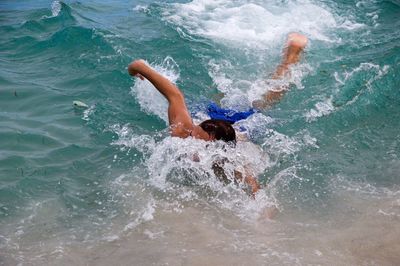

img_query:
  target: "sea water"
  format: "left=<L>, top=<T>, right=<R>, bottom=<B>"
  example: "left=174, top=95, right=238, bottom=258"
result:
left=0, top=0, right=399, bottom=265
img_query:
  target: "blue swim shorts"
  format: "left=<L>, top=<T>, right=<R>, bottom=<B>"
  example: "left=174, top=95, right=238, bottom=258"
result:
left=206, top=102, right=257, bottom=124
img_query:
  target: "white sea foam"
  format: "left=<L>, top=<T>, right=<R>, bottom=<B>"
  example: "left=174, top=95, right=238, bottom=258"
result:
left=51, top=1, right=62, bottom=17
left=305, top=97, right=335, bottom=122
left=207, top=59, right=252, bottom=109
left=131, top=57, right=180, bottom=123
left=82, top=104, right=95, bottom=121
left=366, top=11, right=380, bottom=27
left=41, top=1, right=62, bottom=19
left=302, top=131, right=319, bottom=148
left=110, top=123, right=156, bottom=155
left=163, top=0, right=343, bottom=47
left=207, top=59, right=235, bottom=94
left=132, top=5, right=148, bottom=12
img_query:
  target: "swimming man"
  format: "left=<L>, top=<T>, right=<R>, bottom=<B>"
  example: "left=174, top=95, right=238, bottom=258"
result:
left=128, top=33, right=308, bottom=196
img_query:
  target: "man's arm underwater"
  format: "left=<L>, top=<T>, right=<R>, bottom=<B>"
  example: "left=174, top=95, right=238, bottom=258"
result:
left=234, top=170, right=260, bottom=197
left=212, top=159, right=260, bottom=197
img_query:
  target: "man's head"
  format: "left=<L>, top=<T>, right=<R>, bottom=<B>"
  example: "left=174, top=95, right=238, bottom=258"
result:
left=199, top=119, right=236, bottom=143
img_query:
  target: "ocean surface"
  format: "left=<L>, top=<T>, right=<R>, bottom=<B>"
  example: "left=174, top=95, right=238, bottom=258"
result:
left=1, top=0, right=399, bottom=265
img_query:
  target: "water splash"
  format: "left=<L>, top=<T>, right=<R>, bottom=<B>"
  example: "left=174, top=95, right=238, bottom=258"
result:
left=163, top=0, right=349, bottom=47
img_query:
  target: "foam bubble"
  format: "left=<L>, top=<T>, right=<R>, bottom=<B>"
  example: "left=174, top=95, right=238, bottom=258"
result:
left=41, top=0, right=62, bottom=19
left=305, top=97, right=335, bottom=122
left=132, top=5, right=148, bottom=12
left=82, top=104, right=95, bottom=121
left=51, top=1, right=62, bottom=17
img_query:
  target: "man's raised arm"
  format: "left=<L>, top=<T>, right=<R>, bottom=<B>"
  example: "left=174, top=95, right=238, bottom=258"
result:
left=128, top=59, right=194, bottom=137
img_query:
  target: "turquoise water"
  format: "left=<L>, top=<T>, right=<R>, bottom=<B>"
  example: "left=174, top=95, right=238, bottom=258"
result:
left=1, top=0, right=400, bottom=265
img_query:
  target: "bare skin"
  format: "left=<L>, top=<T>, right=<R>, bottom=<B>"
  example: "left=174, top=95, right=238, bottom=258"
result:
left=128, top=33, right=308, bottom=197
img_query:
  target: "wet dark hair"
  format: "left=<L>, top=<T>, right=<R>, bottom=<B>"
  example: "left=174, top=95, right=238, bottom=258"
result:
left=199, top=119, right=236, bottom=143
